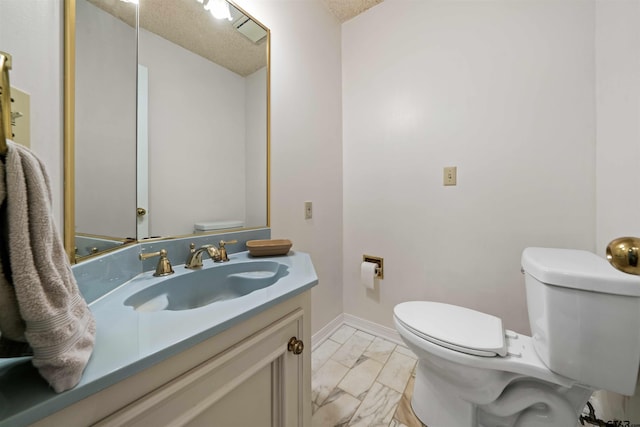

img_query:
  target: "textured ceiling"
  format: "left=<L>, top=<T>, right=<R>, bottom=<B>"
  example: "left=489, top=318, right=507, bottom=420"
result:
left=321, top=0, right=384, bottom=23
left=84, top=0, right=385, bottom=75
left=86, top=0, right=267, bottom=77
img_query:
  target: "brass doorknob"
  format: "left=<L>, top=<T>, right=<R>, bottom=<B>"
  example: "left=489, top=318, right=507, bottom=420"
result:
left=137, top=207, right=147, bottom=217
left=607, top=237, right=640, bottom=275
left=287, top=337, right=304, bottom=355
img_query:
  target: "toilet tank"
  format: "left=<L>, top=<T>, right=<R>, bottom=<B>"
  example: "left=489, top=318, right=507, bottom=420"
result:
left=521, top=247, right=640, bottom=395
left=193, top=220, right=244, bottom=234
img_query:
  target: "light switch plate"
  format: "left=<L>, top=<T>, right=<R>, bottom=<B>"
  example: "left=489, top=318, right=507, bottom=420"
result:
left=304, top=201, right=312, bottom=219
left=444, top=166, right=457, bottom=186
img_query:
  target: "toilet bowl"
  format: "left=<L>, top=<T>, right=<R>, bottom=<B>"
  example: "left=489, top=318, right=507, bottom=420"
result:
left=394, top=247, right=640, bottom=427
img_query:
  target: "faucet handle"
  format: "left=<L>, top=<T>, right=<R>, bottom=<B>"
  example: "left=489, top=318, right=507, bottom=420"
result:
left=216, top=240, right=238, bottom=262
left=140, top=249, right=175, bottom=277
left=219, top=239, right=238, bottom=248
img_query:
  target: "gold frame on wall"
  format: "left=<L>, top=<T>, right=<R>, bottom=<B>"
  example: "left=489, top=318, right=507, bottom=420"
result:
left=62, top=0, right=271, bottom=263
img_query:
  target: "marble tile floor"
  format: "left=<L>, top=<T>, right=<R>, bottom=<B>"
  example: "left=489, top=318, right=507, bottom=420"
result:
left=311, top=325, right=426, bottom=427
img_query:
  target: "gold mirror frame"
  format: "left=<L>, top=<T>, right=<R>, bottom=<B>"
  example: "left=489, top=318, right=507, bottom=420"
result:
left=64, top=0, right=75, bottom=261
left=63, top=0, right=271, bottom=263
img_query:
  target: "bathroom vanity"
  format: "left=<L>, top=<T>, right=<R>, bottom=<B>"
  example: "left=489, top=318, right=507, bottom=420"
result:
left=36, top=292, right=311, bottom=427
left=0, top=234, right=317, bottom=427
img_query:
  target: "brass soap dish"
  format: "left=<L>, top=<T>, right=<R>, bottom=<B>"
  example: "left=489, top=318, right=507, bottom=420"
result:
left=606, top=237, right=640, bottom=275
left=247, top=239, right=292, bottom=257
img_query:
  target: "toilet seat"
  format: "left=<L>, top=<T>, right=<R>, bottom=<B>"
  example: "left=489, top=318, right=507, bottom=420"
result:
left=394, top=315, right=576, bottom=388
left=394, top=301, right=507, bottom=357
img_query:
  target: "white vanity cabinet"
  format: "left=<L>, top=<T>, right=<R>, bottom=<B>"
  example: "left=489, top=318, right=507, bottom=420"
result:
left=32, top=291, right=312, bottom=427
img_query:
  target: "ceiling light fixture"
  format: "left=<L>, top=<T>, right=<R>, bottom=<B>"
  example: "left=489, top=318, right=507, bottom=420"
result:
left=203, top=0, right=232, bottom=21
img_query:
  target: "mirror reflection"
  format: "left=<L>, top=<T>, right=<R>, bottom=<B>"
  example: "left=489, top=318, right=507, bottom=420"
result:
left=74, top=0, right=269, bottom=260
left=75, top=0, right=137, bottom=258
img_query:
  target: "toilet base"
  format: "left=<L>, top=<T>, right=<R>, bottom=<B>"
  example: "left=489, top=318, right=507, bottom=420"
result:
left=411, top=364, right=476, bottom=426
left=411, top=360, right=593, bottom=427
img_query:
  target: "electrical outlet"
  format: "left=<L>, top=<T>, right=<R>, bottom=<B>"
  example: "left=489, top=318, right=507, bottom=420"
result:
left=443, top=166, right=457, bottom=186
left=304, top=201, right=312, bottom=219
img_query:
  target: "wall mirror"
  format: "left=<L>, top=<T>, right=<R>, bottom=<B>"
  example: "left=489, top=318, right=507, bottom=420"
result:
left=68, top=0, right=270, bottom=262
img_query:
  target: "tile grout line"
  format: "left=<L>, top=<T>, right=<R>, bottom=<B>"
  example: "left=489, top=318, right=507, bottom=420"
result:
left=313, top=327, right=418, bottom=426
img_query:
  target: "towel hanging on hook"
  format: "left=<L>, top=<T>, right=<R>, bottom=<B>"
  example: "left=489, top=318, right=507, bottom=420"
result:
left=0, top=51, right=13, bottom=157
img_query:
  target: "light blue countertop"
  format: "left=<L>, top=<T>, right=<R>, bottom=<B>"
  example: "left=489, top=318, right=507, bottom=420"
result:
left=0, top=250, right=318, bottom=427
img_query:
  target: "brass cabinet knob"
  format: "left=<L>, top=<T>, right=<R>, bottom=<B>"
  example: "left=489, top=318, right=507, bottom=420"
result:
left=287, top=337, right=304, bottom=355
left=137, top=207, right=147, bottom=217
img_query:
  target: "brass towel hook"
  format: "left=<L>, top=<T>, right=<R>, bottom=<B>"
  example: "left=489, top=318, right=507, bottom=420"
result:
left=606, top=237, right=640, bottom=275
left=0, top=51, right=13, bottom=156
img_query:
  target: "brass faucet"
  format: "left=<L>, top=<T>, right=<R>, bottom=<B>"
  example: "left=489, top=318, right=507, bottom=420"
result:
left=139, top=249, right=175, bottom=277
left=185, top=240, right=238, bottom=269
left=185, top=244, right=219, bottom=269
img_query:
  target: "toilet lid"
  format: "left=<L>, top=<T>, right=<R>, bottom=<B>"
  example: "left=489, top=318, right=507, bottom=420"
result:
left=394, top=301, right=507, bottom=357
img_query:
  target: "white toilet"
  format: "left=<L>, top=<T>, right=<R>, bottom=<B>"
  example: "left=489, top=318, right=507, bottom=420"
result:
left=394, top=247, right=640, bottom=427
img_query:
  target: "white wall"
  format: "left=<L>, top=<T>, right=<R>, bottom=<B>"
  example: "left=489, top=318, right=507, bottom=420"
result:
left=140, top=30, right=247, bottom=236
left=245, top=66, right=268, bottom=228
left=0, top=0, right=63, bottom=229
left=234, top=0, right=344, bottom=335
left=594, top=0, right=640, bottom=421
left=342, top=0, right=597, bottom=334
left=595, top=0, right=640, bottom=254
left=75, top=0, right=137, bottom=238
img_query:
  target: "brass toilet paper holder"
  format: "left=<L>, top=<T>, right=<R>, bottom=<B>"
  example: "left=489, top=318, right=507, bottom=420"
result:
left=363, top=255, right=384, bottom=279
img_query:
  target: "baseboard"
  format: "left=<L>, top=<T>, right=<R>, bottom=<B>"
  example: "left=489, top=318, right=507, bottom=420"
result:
left=342, top=313, right=404, bottom=346
left=311, top=313, right=404, bottom=350
left=311, top=313, right=344, bottom=350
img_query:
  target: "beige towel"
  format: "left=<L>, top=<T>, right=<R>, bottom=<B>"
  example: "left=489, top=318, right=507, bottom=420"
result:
left=0, top=141, right=96, bottom=392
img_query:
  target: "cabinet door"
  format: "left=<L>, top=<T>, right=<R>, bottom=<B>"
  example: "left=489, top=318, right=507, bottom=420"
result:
left=95, top=309, right=306, bottom=427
